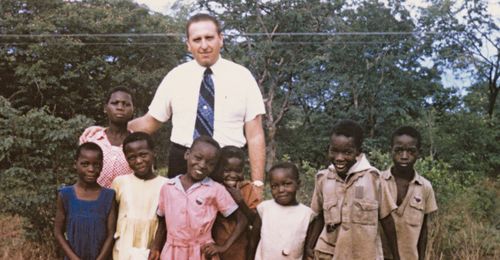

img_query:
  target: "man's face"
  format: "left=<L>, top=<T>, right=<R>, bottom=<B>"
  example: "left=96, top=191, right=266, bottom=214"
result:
left=186, top=20, right=223, bottom=67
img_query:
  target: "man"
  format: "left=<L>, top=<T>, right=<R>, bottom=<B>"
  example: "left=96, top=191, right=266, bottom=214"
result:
left=128, top=14, right=266, bottom=191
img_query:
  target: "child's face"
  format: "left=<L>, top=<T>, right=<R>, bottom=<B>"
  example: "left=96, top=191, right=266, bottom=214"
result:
left=269, top=168, right=299, bottom=206
left=75, top=149, right=102, bottom=184
left=391, top=134, right=419, bottom=171
left=328, top=134, right=360, bottom=176
left=185, top=142, right=219, bottom=182
left=222, top=157, right=244, bottom=188
left=105, top=91, right=134, bottom=124
left=124, top=140, right=154, bottom=179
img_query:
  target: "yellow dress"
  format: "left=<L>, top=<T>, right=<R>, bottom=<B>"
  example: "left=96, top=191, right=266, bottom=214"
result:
left=111, top=174, right=168, bottom=260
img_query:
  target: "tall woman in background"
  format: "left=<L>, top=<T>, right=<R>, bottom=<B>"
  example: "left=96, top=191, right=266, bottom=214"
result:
left=79, top=87, right=134, bottom=188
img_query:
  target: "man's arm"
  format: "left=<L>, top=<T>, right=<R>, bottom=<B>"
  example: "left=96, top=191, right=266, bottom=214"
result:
left=244, top=115, right=265, bottom=183
left=417, top=214, right=429, bottom=260
left=128, top=113, right=163, bottom=134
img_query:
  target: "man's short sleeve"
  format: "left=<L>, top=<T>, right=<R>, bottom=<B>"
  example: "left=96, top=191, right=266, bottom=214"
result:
left=215, top=184, right=239, bottom=217
left=243, top=71, right=265, bottom=122
left=148, top=74, right=173, bottom=122
left=379, top=177, right=397, bottom=219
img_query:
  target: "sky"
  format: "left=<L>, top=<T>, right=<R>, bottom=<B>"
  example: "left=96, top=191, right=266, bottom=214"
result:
left=135, top=0, right=499, bottom=91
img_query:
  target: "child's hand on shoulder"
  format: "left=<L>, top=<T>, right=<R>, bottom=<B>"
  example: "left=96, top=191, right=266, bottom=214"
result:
left=226, top=186, right=244, bottom=204
left=201, top=242, right=224, bottom=258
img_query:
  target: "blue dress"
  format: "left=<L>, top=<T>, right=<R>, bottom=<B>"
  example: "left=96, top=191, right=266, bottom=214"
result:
left=59, top=185, right=115, bottom=260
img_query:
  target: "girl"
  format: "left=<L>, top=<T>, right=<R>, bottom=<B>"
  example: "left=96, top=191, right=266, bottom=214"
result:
left=79, top=87, right=134, bottom=188
left=54, top=142, right=117, bottom=260
left=212, top=146, right=261, bottom=260
left=251, top=162, right=316, bottom=260
left=149, top=136, right=248, bottom=260
left=111, top=132, right=168, bottom=259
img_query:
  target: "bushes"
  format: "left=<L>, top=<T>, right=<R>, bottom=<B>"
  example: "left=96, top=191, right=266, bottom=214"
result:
left=0, top=97, right=92, bottom=243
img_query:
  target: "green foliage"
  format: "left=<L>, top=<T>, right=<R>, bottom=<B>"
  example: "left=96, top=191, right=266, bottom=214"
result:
left=0, top=97, right=93, bottom=241
left=0, top=0, right=185, bottom=121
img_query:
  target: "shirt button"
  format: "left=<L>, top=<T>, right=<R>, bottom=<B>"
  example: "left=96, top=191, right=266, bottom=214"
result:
left=203, top=105, right=208, bottom=109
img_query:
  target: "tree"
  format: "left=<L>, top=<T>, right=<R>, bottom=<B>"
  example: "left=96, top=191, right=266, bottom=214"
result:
left=0, top=0, right=185, bottom=121
left=419, top=0, right=500, bottom=118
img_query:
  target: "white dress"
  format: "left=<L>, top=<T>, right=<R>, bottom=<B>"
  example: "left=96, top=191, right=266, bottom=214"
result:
left=255, top=200, right=316, bottom=260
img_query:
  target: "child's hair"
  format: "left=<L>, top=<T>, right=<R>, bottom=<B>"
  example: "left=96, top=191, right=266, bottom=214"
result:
left=191, top=135, right=221, bottom=150
left=331, top=119, right=364, bottom=150
left=268, top=162, right=300, bottom=182
left=220, top=145, right=245, bottom=163
left=105, top=86, right=134, bottom=104
left=75, top=142, right=103, bottom=161
left=391, top=126, right=422, bottom=149
left=122, top=132, right=155, bottom=153
left=213, top=146, right=245, bottom=183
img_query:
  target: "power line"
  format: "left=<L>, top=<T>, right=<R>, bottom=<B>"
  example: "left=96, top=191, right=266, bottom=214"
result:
left=0, top=31, right=437, bottom=38
left=0, top=41, right=403, bottom=46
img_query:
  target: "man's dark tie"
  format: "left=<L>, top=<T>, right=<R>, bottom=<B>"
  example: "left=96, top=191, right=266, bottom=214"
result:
left=193, top=68, right=215, bottom=138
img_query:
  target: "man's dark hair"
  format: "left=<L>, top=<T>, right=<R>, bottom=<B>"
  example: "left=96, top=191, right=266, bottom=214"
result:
left=186, top=13, right=221, bottom=38
left=268, top=162, right=300, bottom=182
left=105, top=86, right=134, bottom=104
left=391, top=126, right=422, bottom=149
left=122, top=132, right=155, bottom=153
left=331, top=119, right=364, bottom=150
left=75, top=142, right=103, bottom=161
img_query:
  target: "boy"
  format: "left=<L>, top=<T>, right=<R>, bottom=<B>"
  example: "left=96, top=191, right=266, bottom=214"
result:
left=306, top=120, right=399, bottom=260
left=381, top=126, right=438, bottom=260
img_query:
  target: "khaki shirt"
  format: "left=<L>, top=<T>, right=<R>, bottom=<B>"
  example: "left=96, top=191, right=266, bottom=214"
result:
left=380, top=169, right=438, bottom=260
left=311, top=154, right=397, bottom=260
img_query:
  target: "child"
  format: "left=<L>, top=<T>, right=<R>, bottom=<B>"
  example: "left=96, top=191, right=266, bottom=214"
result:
left=54, top=142, right=117, bottom=260
left=381, top=126, right=438, bottom=260
left=251, top=162, right=316, bottom=260
left=111, top=132, right=168, bottom=259
left=79, top=87, right=135, bottom=188
left=149, top=136, right=247, bottom=260
left=306, top=120, right=399, bottom=260
left=212, top=146, right=261, bottom=260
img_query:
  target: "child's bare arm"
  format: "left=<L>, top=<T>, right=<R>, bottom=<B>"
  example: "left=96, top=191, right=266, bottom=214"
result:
left=96, top=194, right=117, bottom=260
left=148, top=216, right=166, bottom=260
left=417, top=214, right=429, bottom=260
left=304, top=212, right=324, bottom=259
left=380, top=214, right=400, bottom=260
left=203, top=208, right=249, bottom=257
left=54, top=193, right=80, bottom=260
left=247, top=214, right=261, bottom=260
left=227, top=186, right=257, bottom=222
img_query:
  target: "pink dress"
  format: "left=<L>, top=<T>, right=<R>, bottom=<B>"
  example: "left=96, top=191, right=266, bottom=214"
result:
left=157, top=176, right=238, bottom=260
left=79, top=128, right=133, bottom=188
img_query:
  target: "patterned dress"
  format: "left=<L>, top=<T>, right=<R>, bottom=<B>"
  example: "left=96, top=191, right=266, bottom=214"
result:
left=59, top=185, right=115, bottom=260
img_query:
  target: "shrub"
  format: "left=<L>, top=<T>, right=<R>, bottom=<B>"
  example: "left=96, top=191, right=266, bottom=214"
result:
left=0, top=97, right=92, bottom=243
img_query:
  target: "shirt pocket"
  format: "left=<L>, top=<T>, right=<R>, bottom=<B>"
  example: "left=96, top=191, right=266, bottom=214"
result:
left=323, top=199, right=341, bottom=225
left=352, top=199, right=379, bottom=225
left=406, top=199, right=425, bottom=226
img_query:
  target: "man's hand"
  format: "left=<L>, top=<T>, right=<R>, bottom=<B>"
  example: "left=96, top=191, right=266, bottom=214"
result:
left=79, top=126, right=104, bottom=143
